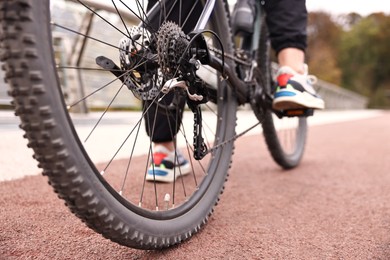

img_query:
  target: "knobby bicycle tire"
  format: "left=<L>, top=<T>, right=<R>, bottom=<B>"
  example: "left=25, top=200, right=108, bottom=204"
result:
left=0, top=0, right=237, bottom=249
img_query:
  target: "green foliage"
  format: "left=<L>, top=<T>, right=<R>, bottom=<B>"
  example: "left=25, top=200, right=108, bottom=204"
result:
left=307, top=12, right=390, bottom=108
left=307, top=12, right=343, bottom=84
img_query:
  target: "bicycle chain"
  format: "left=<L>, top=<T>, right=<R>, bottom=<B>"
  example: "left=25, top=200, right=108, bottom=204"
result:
left=208, top=46, right=252, bottom=67
left=198, top=47, right=254, bottom=155
left=207, top=121, right=261, bottom=155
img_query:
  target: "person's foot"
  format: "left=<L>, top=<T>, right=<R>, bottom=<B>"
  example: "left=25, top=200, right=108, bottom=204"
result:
left=146, top=146, right=191, bottom=183
left=272, top=65, right=325, bottom=110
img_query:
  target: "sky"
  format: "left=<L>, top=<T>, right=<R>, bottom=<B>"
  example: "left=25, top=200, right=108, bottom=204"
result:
left=306, top=0, right=390, bottom=16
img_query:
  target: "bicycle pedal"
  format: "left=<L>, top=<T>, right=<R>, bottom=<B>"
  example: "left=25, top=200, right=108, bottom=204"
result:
left=283, top=108, right=314, bottom=118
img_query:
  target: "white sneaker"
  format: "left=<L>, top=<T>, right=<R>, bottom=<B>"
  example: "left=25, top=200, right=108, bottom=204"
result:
left=146, top=146, right=191, bottom=183
left=272, top=65, right=325, bottom=110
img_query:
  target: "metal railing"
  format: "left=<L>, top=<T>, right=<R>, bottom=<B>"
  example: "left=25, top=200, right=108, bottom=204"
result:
left=314, top=79, right=368, bottom=109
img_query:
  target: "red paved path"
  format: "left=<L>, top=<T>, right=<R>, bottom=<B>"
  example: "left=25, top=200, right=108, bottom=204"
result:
left=1, top=113, right=390, bottom=259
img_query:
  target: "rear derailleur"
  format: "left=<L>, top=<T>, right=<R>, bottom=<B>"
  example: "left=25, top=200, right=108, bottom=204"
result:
left=95, top=22, right=212, bottom=160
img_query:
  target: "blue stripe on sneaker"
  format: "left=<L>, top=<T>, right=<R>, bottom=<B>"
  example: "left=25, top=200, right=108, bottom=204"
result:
left=148, top=169, right=169, bottom=177
left=274, top=91, right=296, bottom=98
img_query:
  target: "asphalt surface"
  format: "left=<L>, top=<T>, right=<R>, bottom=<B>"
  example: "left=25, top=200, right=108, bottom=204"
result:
left=1, top=111, right=390, bottom=259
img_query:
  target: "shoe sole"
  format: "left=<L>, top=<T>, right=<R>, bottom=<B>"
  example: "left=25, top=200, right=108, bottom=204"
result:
left=273, top=91, right=325, bottom=110
left=146, top=163, right=192, bottom=183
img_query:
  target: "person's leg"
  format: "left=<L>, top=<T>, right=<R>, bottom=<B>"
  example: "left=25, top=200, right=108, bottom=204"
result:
left=263, top=0, right=307, bottom=74
left=143, top=92, right=185, bottom=152
left=144, top=0, right=202, bottom=153
left=263, top=0, right=308, bottom=57
left=143, top=1, right=204, bottom=182
left=277, top=47, right=305, bottom=75
left=143, top=94, right=191, bottom=183
left=263, top=0, right=324, bottom=110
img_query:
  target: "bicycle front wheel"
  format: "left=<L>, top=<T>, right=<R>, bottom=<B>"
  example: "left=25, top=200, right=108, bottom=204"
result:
left=252, top=12, right=307, bottom=169
left=0, top=0, right=237, bottom=249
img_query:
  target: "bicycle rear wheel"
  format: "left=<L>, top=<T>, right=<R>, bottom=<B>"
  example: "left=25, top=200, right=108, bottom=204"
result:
left=252, top=12, right=307, bottom=169
left=0, top=0, right=237, bottom=249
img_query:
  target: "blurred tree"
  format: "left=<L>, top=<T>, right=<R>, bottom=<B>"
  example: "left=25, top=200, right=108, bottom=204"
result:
left=339, top=13, right=390, bottom=108
left=306, top=12, right=342, bottom=85
left=307, top=11, right=390, bottom=108
left=337, top=12, right=363, bottom=30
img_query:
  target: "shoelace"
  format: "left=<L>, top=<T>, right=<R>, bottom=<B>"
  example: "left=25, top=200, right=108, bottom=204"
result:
left=302, top=63, right=318, bottom=85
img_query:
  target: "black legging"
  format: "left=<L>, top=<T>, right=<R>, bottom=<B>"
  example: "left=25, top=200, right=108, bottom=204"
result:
left=263, top=0, right=308, bottom=54
left=144, top=0, right=307, bottom=142
left=143, top=0, right=202, bottom=143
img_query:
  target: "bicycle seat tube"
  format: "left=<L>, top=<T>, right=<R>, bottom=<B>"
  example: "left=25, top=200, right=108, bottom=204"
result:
left=194, top=0, right=216, bottom=31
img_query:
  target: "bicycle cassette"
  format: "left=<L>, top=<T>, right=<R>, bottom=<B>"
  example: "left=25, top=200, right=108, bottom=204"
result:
left=157, top=21, right=190, bottom=78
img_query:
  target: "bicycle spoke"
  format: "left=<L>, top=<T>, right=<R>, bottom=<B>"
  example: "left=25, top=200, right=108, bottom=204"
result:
left=142, top=109, right=160, bottom=210
left=57, top=66, right=122, bottom=72
left=118, top=0, right=158, bottom=34
left=119, top=119, right=143, bottom=196
left=182, top=0, right=200, bottom=29
left=51, top=0, right=237, bottom=213
left=66, top=70, right=129, bottom=109
left=77, top=0, right=130, bottom=38
left=64, top=56, right=154, bottom=109
left=99, top=92, right=163, bottom=174
left=110, top=0, right=132, bottom=37
left=51, top=22, right=156, bottom=62
left=83, top=84, right=125, bottom=143
left=52, top=22, right=124, bottom=51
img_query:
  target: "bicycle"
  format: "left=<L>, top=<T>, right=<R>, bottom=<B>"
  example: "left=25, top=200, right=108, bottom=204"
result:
left=0, top=0, right=311, bottom=249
